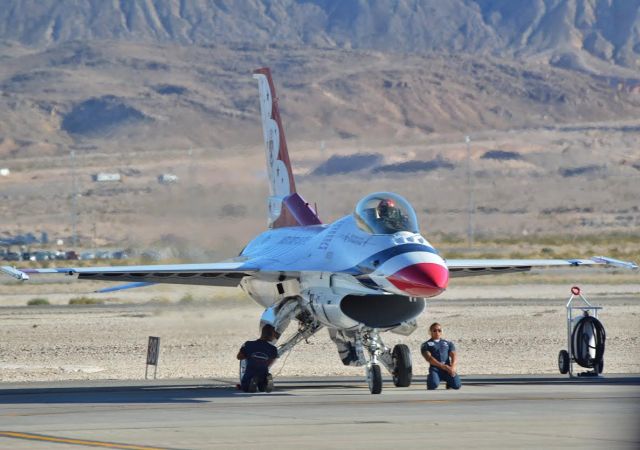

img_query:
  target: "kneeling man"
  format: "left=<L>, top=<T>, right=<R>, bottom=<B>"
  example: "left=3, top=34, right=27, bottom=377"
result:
left=237, top=324, right=278, bottom=393
left=421, top=322, right=461, bottom=390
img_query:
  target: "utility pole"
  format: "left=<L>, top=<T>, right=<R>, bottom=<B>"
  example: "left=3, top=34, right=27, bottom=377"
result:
left=92, top=222, right=97, bottom=252
left=466, top=135, right=475, bottom=248
left=188, top=147, right=195, bottom=183
left=319, top=140, right=326, bottom=219
left=70, top=150, right=78, bottom=246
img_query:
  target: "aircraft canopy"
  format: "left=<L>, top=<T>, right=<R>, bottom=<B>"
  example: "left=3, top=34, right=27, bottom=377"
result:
left=354, top=192, right=419, bottom=235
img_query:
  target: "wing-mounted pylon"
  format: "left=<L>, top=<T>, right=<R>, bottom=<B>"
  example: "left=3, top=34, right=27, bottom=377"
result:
left=253, top=67, right=321, bottom=229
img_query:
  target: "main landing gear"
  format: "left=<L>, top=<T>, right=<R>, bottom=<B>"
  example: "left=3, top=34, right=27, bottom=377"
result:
left=391, top=344, right=412, bottom=387
left=359, top=329, right=413, bottom=394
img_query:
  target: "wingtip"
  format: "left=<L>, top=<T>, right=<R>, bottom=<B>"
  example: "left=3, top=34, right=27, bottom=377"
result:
left=1, top=265, right=30, bottom=281
left=591, top=256, right=639, bottom=270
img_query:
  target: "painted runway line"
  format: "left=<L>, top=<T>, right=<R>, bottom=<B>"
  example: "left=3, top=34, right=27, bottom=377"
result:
left=0, top=431, right=179, bottom=450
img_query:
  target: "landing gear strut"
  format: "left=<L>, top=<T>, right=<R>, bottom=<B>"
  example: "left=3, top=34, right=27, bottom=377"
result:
left=357, top=329, right=412, bottom=394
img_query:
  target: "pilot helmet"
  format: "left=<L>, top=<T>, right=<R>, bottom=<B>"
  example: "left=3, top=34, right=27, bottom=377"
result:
left=377, top=199, right=396, bottom=217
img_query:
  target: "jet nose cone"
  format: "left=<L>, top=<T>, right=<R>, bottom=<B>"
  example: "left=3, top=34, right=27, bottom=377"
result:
left=387, top=263, right=449, bottom=297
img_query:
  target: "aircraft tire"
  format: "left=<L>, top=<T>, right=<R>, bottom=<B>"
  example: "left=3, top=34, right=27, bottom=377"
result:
left=367, top=364, right=383, bottom=394
left=392, top=344, right=412, bottom=387
left=558, top=350, right=570, bottom=374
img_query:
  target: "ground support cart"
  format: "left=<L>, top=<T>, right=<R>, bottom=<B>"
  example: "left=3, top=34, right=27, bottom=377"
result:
left=557, top=286, right=605, bottom=378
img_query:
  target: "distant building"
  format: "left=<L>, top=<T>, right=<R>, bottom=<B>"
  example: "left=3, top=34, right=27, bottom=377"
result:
left=0, top=168, right=10, bottom=176
left=158, top=173, right=178, bottom=184
left=93, top=173, right=121, bottom=182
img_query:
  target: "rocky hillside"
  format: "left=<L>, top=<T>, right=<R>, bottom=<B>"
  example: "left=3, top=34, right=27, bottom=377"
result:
left=2, top=40, right=640, bottom=158
left=0, top=1, right=639, bottom=160
left=0, top=0, right=638, bottom=71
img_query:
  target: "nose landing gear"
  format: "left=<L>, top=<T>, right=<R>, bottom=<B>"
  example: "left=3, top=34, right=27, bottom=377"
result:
left=358, top=329, right=413, bottom=394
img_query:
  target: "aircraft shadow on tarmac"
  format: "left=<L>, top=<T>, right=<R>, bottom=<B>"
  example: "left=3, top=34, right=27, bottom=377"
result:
left=0, top=384, right=282, bottom=404
left=0, top=381, right=362, bottom=404
left=0, top=375, right=638, bottom=405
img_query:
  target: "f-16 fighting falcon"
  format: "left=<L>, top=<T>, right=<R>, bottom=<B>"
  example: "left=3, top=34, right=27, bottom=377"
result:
left=2, top=68, right=637, bottom=394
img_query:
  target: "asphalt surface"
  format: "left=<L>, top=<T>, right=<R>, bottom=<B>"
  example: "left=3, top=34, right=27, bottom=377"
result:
left=1, top=375, right=639, bottom=449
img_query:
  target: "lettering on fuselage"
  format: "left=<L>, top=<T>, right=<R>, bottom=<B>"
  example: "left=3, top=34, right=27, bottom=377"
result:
left=342, top=233, right=368, bottom=246
left=278, top=236, right=311, bottom=245
left=318, top=223, right=340, bottom=251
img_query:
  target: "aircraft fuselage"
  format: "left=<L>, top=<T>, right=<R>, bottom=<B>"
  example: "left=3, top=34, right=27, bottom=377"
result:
left=240, top=213, right=449, bottom=309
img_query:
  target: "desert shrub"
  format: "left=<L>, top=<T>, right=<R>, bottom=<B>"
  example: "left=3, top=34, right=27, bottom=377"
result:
left=312, top=153, right=383, bottom=175
left=374, top=158, right=454, bottom=173
left=27, top=298, right=50, bottom=306
left=150, top=296, right=171, bottom=305
left=481, top=150, right=522, bottom=160
left=69, top=296, right=104, bottom=305
left=179, top=293, right=195, bottom=304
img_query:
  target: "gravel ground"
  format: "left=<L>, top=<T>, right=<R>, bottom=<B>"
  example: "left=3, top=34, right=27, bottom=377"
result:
left=1, top=283, right=638, bottom=383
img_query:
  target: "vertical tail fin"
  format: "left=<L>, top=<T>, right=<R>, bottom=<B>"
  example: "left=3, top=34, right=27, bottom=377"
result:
left=253, top=67, right=321, bottom=229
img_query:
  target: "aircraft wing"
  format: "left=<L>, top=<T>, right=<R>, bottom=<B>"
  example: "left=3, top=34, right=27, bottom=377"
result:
left=1, top=261, right=260, bottom=287
left=445, top=256, right=638, bottom=278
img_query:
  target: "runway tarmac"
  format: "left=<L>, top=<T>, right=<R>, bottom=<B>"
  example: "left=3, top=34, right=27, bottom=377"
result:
left=1, top=375, right=639, bottom=450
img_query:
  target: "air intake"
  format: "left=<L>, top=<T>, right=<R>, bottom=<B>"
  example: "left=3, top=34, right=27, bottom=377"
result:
left=340, top=294, right=425, bottom=328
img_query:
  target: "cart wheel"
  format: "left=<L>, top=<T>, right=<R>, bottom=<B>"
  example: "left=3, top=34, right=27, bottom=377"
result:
left=558, top=350, right=570, bottom=374
left=239, top=359, right=246, bottom=383
left=596, top=358, right=604, bottom=375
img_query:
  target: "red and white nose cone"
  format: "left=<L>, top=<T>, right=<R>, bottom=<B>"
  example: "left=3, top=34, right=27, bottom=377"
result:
left=387, top=263, right=449, bottom=297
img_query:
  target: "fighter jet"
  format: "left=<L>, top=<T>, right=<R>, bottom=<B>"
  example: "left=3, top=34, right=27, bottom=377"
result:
left=2, top=68, right=637, bottom=394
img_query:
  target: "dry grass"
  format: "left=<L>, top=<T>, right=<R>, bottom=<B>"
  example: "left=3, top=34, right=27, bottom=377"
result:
left=437, top=232, right=640, bottom=268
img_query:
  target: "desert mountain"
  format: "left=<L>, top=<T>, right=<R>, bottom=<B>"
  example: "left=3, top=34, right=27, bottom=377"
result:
left=1, top=0, right=639, bottom=70
left=1, top=0, right=639, bottom=156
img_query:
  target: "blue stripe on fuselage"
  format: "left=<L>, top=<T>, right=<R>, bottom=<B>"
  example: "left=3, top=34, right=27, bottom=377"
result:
left=345, top=243, right=438, bottom=275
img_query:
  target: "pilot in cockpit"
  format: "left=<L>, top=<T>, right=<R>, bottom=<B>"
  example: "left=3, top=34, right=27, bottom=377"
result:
left=376, top=199, right=405, bottom=230
left=354, top=192, right=419, bottom=235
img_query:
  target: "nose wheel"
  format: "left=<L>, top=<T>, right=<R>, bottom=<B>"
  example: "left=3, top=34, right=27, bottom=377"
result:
left=367, top=364, right=382, bottom=394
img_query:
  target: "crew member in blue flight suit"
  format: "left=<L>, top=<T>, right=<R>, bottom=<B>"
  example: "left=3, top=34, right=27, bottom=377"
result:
left=237, top=324, right=279, bottom=393
left=420, top=322, right=461, bottom=390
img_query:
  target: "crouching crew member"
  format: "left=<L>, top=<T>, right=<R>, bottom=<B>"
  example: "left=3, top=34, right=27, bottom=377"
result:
left=237, top=324, right=279, bottom=393
left=421, top=322, right=461, bottom=390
